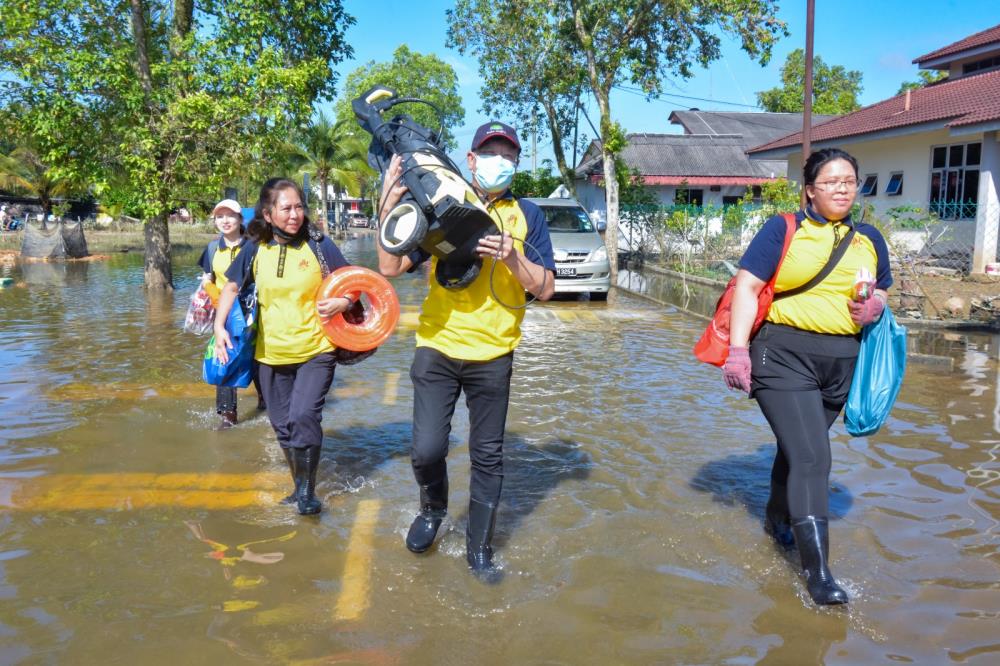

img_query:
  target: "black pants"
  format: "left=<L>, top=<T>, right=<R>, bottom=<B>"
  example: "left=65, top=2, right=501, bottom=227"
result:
left=750, top=323, right=859, bottom=520
left=214, top=365, right=265, bottom=413
left=409, top=346, right=513, bottom=504
left=257, top=352, right=337, bottom=450
left=215, top=386, right=237, bottom=414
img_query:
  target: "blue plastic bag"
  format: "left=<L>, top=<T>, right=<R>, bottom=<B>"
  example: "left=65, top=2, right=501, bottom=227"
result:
left=203, top=291, right=257, bottom=388
left=845, top=308, right=907, bottom=437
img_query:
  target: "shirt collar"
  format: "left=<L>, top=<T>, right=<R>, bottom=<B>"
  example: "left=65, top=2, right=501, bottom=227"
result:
left=804, top=205, right=852, bottom=226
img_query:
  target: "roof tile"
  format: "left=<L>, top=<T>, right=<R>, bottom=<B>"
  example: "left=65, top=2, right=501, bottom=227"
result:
left=913, top=23, right=1000, bottom=64
left=747, top=68, right=1000, bottom=154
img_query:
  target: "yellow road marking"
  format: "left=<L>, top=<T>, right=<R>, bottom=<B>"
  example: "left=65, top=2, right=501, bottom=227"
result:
left=396, top=312, right=421, bottom=330
left=554, top=310, right=578, bottom=323
left=333, top=384, right=373, bottom=399
left=382, top=372, right=399, bottom=405
left=2, top=472, right=290, bottom=510
left=334, top=499, right=380, bottom=622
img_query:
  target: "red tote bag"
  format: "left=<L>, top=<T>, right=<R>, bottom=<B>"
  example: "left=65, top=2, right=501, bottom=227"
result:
left=693, top=214, right=796, bottom=367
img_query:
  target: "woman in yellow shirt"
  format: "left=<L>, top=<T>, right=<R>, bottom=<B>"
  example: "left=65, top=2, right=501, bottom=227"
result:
left=725, top=148, right=892, bottom=605
left=214, top=179, right=353, bottom=515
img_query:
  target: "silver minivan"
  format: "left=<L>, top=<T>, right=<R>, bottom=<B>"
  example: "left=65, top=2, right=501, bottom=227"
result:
left=524, top=197, right=611, bottom=300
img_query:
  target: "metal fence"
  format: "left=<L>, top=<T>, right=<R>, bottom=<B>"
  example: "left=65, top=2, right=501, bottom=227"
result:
left=618, top=200, right=998, bottom=275
left=618, top=200, right=1000, bottom=320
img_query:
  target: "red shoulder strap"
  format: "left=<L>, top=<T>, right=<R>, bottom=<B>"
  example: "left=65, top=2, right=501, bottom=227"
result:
left=768, top=213, right=797, bottom=287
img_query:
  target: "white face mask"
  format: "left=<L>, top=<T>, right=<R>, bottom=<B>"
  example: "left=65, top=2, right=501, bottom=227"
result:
left=473, top=154, right=516, bottom=193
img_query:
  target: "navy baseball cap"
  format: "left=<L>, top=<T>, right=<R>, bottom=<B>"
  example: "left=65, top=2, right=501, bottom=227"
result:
left=471, top=121, right=521, bottom=153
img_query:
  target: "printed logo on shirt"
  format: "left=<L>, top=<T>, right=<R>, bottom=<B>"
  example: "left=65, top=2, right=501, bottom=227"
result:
left=298, top=259, right=310, bottom=271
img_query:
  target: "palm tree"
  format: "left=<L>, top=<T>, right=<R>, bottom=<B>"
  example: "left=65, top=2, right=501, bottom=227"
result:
left=0, top=142, right=78, bottom=218
left=289, top=112, right=374, bottom=231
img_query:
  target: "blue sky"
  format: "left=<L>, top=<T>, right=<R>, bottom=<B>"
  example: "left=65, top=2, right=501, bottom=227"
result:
left=323, top=1, right=998, bottom=169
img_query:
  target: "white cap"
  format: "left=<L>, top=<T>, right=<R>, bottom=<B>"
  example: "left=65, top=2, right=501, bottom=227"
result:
left=212, top=199, right=242, bottom=216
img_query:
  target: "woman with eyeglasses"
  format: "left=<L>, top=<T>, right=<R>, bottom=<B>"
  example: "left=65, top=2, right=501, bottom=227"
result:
left=723, top=148, right=892, bottom=605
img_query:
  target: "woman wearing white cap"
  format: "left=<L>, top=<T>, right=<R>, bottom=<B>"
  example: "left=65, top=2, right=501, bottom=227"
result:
left=198, top=198, right=264, bottom=428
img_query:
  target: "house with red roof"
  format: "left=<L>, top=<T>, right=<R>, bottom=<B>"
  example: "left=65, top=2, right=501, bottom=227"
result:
left=748, top=23, right=1000, bottom=273
left=573, top=111, right=836, bottom=224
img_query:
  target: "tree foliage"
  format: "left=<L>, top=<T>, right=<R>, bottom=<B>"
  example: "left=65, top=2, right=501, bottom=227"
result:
left=565, top=0, right=786, bottom=281
left=447, top=0, right=585, bottom=195
left=897, top=69, right=947, bottom=95
left=0, top=0, right=354, bottom=288
left=334, top=45, right=464, bottom=150
left=288, top=112, right=374, bottom=229
left=756, top=48, right=863, bottom=114
left=510, top=162, right=564, bottom=199
left=0, top=140, right=82, bottom=216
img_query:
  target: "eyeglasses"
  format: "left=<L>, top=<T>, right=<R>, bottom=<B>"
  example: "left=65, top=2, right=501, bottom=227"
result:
left=813, top=179, right=859, bottom=192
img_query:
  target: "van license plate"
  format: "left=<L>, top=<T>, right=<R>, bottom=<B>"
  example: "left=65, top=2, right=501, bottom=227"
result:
left=556, top=267, right=576, bottom=277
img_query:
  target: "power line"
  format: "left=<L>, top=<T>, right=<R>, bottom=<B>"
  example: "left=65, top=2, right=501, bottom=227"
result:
left=613, top=84, right=762, bottom=110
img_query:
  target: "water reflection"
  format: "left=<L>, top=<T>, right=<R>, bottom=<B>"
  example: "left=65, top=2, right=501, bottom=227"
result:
left=0, top=236, right=998, bottom=663
left=690, top=443, right=854, bottom=523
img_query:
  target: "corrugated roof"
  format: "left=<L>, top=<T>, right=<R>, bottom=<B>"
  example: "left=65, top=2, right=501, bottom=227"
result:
left=747, top=68, right=1000, bottom=155
left=913, top=23, right=1000, bottom=64
left=577, top=134, right=785, bottom=180
left=668, top=111, right=838, bottom=147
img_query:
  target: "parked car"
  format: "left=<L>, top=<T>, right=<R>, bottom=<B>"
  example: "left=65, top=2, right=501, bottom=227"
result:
left=348, top=213, right=371, bottom=228
left=523, top=197, right=611, bottom=300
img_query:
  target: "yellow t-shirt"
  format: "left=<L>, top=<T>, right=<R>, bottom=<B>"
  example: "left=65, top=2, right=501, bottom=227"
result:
left=415, top=198, right=530, bottom=361
left=210, top=242, right=241, bottom=293
left=251, top=241, right=334, bottom=365
left=768, top=217, right=883, bottom=334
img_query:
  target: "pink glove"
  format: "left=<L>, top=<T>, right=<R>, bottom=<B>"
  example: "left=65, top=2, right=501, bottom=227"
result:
left=722, top=346, right=752, bottom=393
left=848, top=294, right=885, bottom=326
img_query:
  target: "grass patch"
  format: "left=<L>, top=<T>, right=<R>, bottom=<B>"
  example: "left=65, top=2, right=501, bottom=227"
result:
left=0, top=223, right=216, bottom=254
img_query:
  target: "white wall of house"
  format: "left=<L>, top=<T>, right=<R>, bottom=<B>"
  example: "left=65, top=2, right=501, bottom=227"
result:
left=575, top=181, right=752, bottom=223
left=783, top=128, right=1000, bottom=270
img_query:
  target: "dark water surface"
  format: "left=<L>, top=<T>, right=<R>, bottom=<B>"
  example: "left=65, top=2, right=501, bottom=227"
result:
left=1, top=236, right=998, bottom=664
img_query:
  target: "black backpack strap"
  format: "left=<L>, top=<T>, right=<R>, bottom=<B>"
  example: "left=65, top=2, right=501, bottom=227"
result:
left=774, top=224, right=856, bottom=301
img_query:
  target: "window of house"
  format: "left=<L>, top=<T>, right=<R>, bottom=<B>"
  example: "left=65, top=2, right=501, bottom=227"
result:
left=930, top=141, right=981, bottom=219
left=674, top=188, right=704, bottom=207
left=859, top=174, right=878, bottom=196
left=885, top=172, right=903, bottom=196
left=722, top=196, right=742, bottom=206
left=963, top=55, right=1000, bottom=75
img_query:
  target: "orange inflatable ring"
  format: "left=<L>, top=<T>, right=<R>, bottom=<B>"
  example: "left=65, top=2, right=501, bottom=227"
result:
left=316, top=266, right=400, bottom=351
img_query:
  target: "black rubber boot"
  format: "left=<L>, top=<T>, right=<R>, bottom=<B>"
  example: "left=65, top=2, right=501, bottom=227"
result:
left=280, top=447, right=299, bottom=505
left=406, top=476, right=448, bottom=553
left=292, top=446, right=322, bottom=515
left=792, top=516, right=849, bottom=605
left=466, top=497, right=501, bottom=583
left=764, top=482, right=795, bottom=550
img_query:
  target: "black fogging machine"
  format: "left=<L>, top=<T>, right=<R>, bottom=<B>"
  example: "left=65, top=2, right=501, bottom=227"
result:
left=352, top=86, right=498, bottom=289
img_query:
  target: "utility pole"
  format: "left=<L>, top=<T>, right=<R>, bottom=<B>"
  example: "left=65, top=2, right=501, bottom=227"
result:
left=801, top=0, right=815, bottom=209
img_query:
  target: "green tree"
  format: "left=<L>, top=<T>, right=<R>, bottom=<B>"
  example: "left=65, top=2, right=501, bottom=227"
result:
left=897, top=70, right=948, bottom=94
left=288, top=112, right=374, bottom=231
left=567, top=0, right=785, bottom=282
left=0, top=141, right=81, bottom=218
left=756, top=48, right=863, bottom=114
left=0, top=0, right=354, bottom=289
left=335, top=46, right=465, bottom=150
left=447, top=1, right=585, bottom=195
left=510, top=161, right=564, bottom=198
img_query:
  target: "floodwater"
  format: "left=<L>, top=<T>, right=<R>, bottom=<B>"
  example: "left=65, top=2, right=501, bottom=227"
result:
left=1, top=236, right=998, bottom=664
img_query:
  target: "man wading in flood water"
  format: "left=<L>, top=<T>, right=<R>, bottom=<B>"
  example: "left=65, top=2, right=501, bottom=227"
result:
left=376, top=121, right=555, bottom=581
